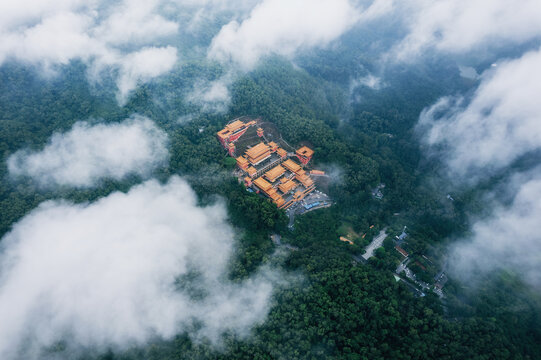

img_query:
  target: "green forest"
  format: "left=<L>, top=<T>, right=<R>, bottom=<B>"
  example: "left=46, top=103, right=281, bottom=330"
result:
left=1, top=53, right=540, bottom=360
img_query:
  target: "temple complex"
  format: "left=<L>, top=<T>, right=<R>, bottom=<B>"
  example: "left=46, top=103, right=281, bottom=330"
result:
left=217, top=117, right=324, bottom=210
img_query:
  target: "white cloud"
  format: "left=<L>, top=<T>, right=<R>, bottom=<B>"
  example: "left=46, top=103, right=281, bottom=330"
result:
left=458, top=65, right=479, bottom=80
left=208, top=0, right=391, bottom=70
left=0, top=0, right=179, bottom=102
left=0, top=11, right=101, bottom=66
left=178, top=0, right=260, bottom=33
left=449, top=173, right=541, bottom=288
left=393, top=0, right=541, bottom=59
left=350, top=74, right=384, bottom=91
left=0, top=0, right=398, bottom=107
left=8, top=116, right=169, bottom=188
left=396, top=1, right=541, bottom=293
left=115, top=46, right=178, bottom=103
left=0, top=0, right=88, bottom=30
left=418, top=48, right=541, bottom=180
left=0, top=176, right=276, bottom=359
left=417, top=48, right=541, bottom=290
left=359, top=0, right=393, bottom=21
left=186, top=74, right=233, bottom=113
left=92, top=0, right=179, bottom=46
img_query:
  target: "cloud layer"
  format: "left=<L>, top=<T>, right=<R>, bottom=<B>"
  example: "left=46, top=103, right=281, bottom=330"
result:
left=0, top=0, right=179, bottom=103
left=417, top=48, right=541, bottom=287
left=3, top=0, right=541, bottom=105
left=449, top=173, right=541, bottom=288
left=208, top=0, right=392, bottom=70
left=393, top=0, right=541, bottom=59
left=8, top=116, right=169, bottom=188
left=0, top=177, right=275, bottom=359
left=418, top=48, right=541, bottom=179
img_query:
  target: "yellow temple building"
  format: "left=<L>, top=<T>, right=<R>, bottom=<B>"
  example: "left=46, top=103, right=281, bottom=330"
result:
left=217, top=119, right=321, bottom=210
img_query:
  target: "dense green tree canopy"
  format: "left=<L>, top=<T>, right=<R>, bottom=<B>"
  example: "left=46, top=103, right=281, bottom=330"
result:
left=0, top=57, right=539, bottom=360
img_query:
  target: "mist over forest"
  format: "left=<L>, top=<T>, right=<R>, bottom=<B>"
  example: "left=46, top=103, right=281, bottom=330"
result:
left=1, top=0, right=541, bottom=359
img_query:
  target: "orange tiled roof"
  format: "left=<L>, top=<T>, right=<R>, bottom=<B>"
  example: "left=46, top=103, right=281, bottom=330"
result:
left=245, top=142, right=270, bottom=159
left=217, top=120, right=244, bottom=139
left=278, top=179, right=297, bottom=193
left=283, top=159, right=301, bottom=173
left=253, top=177, right=272, bottom=192
left=226, top=120, right=244, bottom=131
left=296, top=146, right=314, bottom=157
left=264, top=165, right=285, bottom=182
left=236, top=156, right=249, bottom=167
left=269, top=192, right=284, bottom=206
left=293, top=190, right=305, bottom=200
left=296, top=173, right=314, bottom=187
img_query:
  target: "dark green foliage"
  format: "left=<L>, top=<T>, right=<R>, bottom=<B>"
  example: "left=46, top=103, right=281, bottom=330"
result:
left=109, top=243, right=541, bottom=360
left=1, top=57, right=540, bottom=360
left=226, top=180, right=287, bottom=233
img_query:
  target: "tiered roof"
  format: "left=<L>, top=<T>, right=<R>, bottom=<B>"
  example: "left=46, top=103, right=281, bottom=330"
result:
left=253, top=177, right=272, bottom=192
left=247, top=166, right=257, bottom=177
left=245, top=142, right=271, bottom=165
left=236, top=156, right=249, bottom=169
left=277, top=148, right=287, bottom=158
left=278, top=178, right=297, bottom=193
left=296, top=171, right=314, bottom=188
left=217, top=119, right=256, bottom=141
left=264, top=165, right=285, bottom=182
left=282, top=159, right=301, bottom=173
